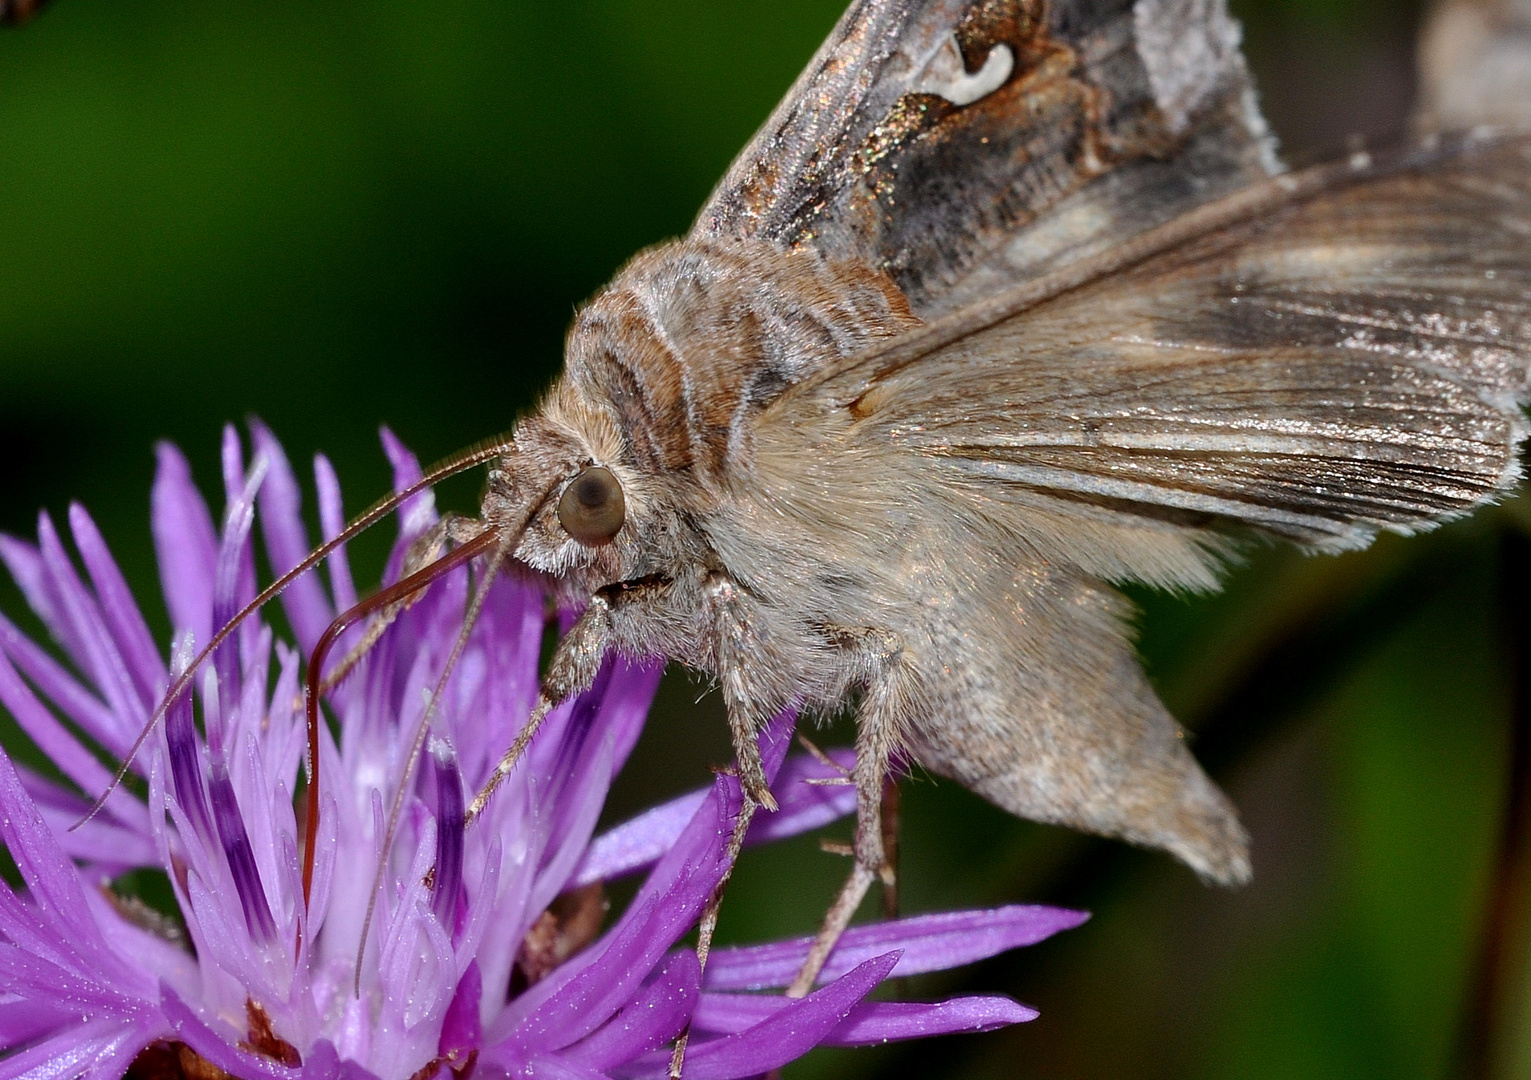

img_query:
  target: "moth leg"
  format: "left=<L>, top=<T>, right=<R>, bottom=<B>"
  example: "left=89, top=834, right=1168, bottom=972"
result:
left=880, top=772, right=901, bottom=922
left=668, top=793, right=759, bottom=1080
left=786, top=627, right=912, bottom=998
left=466, top=590, right=606, bottom=821
left=703, top=572, right=779, bottom=813
left=320, top=513, right=488, bottom=695
left=465, top=576, right=675, bottom=821
left=669, top=573, right=786, bottom=1077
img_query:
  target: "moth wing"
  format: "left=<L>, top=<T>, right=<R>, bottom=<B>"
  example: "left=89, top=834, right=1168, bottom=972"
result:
left=744, top=134, right=1531, bottom=878
left=693, top=0, right=1277, bottom=316
left=778, top=133, right=1531, bottom=578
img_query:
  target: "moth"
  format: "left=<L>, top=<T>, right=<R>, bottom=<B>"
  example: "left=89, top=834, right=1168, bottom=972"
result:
left=113, top=0, right=1531, bottom=999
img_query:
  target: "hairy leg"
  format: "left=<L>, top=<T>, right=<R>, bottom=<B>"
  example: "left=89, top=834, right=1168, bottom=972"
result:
left=703, top=572, right=779, bottom=812
left=466, top=577, right=673, bottom=822
left=787, top=627, right=914, bottom=998
left=668, top=797, right=758, bottom=1079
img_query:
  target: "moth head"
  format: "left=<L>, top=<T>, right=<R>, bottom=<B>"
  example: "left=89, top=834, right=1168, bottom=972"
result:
left=479, top=389, right=659, bottom=588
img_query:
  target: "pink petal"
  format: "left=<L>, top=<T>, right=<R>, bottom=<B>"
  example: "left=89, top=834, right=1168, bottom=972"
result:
left=150, top=443, right=218, bottom=648
left=703, top=905, right=1088, bottom=991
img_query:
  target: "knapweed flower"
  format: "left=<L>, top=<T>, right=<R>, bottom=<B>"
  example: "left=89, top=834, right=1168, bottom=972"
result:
left=0, top=424, right=1086, bottom=1080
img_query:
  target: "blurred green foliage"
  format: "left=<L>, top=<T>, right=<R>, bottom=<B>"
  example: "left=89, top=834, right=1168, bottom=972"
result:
left=2, top=1, right=1526, bottom=1078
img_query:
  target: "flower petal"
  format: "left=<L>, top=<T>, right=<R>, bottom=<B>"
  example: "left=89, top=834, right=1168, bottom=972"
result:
left=160, top=984, right=300, bottom=1080
left=0, top=646, right=144, bottom=832
left=0, top=610, right=121, bottom=762
left=562, top=950, right=700, bottom=1071
left=439, top=962, right=484, bottom=1061
left=17, top=769, right=154, bottom=867
left=0, top=1018, right=149, bottom=1080
left=34, top=513, right=143, bottom=750
left=150, top=443, right=218, bottom=648
left=0, top=748, right=127, bottom=982
left=521, top=1056, right=610, bottom=1080
left=378, top=427, right=435, bottom=555
left=670, top=952, right=898, bottom=1080
left=300, top=1040, right=384, bottom=1080
left=67, top=504, right=163, bottom=708
left=251, top=420, right=333, bottom=656
left=702, top=905, right=1089, bottom=991
left=497, top=715, right=796, bottom=1049
left=313, top=454, right=357, bottom=612
left=692, top=992, right=1036, bottom=1045
left=568, top=790, right=706, bottom=890
left=570, top=746, right=852, bottom=889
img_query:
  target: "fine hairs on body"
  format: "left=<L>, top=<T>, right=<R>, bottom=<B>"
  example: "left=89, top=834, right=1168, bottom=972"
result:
left=101, top=0, right=1531, bottom=1011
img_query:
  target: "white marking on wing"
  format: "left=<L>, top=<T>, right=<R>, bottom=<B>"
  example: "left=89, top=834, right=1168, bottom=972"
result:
left=911, top=33, right=1014, bottom=107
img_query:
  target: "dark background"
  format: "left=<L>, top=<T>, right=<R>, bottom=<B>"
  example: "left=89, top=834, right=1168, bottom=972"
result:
left=3, top=1, right=1528, bottom=1078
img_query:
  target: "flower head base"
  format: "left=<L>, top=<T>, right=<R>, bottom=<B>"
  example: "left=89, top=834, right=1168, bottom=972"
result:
left=0, top=425, right=1085, bottom=1079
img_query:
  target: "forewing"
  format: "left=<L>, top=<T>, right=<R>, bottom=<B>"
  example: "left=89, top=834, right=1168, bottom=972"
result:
left=776, top=133, right=1531, bottom=558
left=693, top=0, right=1277, bottom=316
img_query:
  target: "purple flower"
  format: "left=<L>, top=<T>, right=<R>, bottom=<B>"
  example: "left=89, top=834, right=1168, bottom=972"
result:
left=0, top=425, right=1086, bottom=1080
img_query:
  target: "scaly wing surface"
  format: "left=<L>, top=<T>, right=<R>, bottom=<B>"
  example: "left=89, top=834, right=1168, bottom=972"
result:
left=693, top=0, right=1277, bottom=316
left=786, top=133, right=1531, bottom=564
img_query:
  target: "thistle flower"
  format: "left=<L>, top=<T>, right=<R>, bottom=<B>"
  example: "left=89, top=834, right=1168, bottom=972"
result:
left=0, top=425, right=1086, bottom=1080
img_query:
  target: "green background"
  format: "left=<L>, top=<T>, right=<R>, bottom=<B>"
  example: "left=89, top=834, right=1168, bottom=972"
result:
left=3, top=1, right=1529, bottom=1078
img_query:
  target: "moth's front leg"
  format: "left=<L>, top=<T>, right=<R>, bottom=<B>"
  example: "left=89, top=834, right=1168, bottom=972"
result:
left=467, top=578, right=668, bottom=822
left=703, top=571, right=781, bottom=813
left=787, top=625, right=914, bottom=998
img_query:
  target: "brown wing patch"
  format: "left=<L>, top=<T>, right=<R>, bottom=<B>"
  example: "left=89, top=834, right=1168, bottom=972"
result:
left=696, top=0, right=1275, bottom=316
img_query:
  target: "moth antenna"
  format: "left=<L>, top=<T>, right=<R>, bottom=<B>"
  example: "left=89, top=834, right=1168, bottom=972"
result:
left=350, top=527, right=516, bottom=996
left=69, top=436, right=513, bottom=833
left=301, top=526, right=501, bottom=910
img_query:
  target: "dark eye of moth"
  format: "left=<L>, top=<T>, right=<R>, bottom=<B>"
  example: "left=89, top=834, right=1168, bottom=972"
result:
left=557, top=466, right=626, bottom=545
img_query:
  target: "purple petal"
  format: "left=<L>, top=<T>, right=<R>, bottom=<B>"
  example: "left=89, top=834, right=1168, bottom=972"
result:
left=570, top=746, right=853, bottom=888
left=313, top=454, right=358, bottom=612
left=562, top=950, right=700, bottom=1071
left=212, top=449, right=267, bottom=701
left=379, top=427, right=434, bottom=553
left=569, top=790, right=706, bottom=890
left=67, top=503, right=163, bottom=707
left=35, top=512, right=143, bottom=749
left=519, top=1056, right=609, bottom=1080
left=0, top=748, right=119, bottom=972
left=745, top=746, right=857, bottom=844
left=598, top=656, right=664, bottom=779
left=0, top=646, right=143, bottom=830
left=0, top=609, right=122, bottom=760
left=0, top=943, right=146, bottom=1015
left=826, top=995, right=1037, bottom=1044
left=208, top=759, right=277, bottom=941
left=251, top=420, right=333, bottom=656
left=703, top=905, right=1089, bottom=991
left=151, top=443, right=218, bottom=648
left=430, top=740, right=466, bottom=927
left=0, top=1019, right=151, bottom=1080
left=504, top=891, right=677, bottom=1051
left=300, top=1040, right=383, bottom=1080
left=673, top=952, right=899, bottom=1080
left=498, top=714, right=796, bottom=1047
left=0, top=533, right=85, bottom=670
left=0, top=997, right=78, bottom=1046
left=161, top=985, right=301, bottom=1080
left=496, top=812, right=719, bottom=1043
left=439, top=962, right=484, bottom=1061
left=693, top=992, right=1036, bottom=1045
left=18, top=768, right=154, bottom=866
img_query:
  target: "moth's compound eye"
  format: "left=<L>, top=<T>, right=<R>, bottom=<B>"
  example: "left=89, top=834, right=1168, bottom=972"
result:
left=557, top=466, right=626, bottom=546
